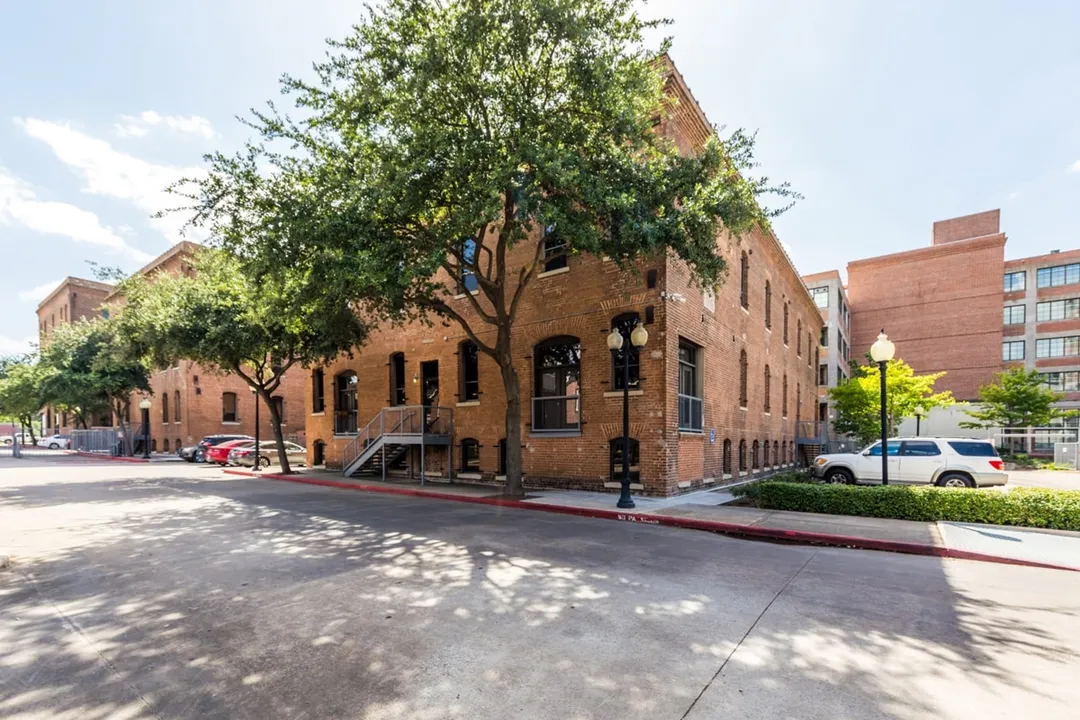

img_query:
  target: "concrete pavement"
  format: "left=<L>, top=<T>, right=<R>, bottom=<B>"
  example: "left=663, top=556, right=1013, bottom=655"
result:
left=2, top=459, right=1080, bottom=719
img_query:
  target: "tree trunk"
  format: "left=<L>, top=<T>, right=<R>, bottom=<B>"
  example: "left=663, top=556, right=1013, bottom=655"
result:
left=114, top=399, right=134, bottom=456
left=498, top=335, right=524, bottom=498
left=20, top=415, right=37, bottom=445
left=259, top=386, right=292, bottom=474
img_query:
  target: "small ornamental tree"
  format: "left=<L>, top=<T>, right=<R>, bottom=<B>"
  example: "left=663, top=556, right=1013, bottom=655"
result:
left=830, top=358, right=953, bottom=447
left=962, top=368, right=1072, bottom=432
left=0, top=356, right=46, bottom=444
left=178, top=0, right=796, bottom=496
left=117, top=250, right=369, bottom=473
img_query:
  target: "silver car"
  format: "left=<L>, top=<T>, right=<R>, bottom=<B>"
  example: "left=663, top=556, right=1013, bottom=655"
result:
left=229, top=440, right=307, bottom=469
left=813, top=438, right=1008, bottom=488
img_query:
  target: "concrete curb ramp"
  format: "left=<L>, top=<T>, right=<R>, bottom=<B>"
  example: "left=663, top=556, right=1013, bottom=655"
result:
left=224, top=469, right=1078, bottom=573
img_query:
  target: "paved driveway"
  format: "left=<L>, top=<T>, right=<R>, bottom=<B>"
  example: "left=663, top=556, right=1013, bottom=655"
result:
left=1006, top=470, right=1080, bottom=490
left=2, top=458, right=1080, bottom=719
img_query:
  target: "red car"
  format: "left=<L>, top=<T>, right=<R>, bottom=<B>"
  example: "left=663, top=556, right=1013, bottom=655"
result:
left=205, top=439, right=255, bottom=465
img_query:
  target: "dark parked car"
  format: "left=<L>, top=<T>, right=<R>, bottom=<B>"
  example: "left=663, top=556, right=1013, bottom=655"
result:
left=193, top=434, right=253, bottom=463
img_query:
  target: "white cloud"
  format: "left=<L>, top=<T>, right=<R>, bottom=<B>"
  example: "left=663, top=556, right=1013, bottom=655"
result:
left=114, top=111, right=215, bottom=139
left=18, top=279, right=62, bottom=303
left=1069, top=160, right=1080, bottom=174
left=0, top=167, right=153, bottom=262
left=0, top=335, right=35, bottom=356
left=16, top=117, right=206, bottom=245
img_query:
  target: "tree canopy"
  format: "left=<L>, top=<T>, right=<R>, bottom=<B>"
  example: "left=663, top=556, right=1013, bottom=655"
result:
left=829, top=358, right=954, bottom=446
left=178, top=0, right=796, bottom=495
left=961, top=368, right=1071, bottom=429
left=117, top=249, right=368, bottom=472
left=0, top=355, right=46, bottom=443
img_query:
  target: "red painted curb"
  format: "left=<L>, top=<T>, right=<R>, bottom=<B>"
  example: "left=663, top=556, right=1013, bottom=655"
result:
left=222, top=469, right=1079, bottom=573
left=70, top=450, right=149, bottom=463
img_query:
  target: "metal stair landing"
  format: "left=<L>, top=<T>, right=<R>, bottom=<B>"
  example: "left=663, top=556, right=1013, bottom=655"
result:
left=342, top=406, right=454, bottom=482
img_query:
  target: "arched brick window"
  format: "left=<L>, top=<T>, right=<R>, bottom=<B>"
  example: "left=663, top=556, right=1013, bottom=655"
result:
left=764, top=365, right=771, bottom=412
left=740, top=251, right=750, bottom=309
left=722, top=439, right=732, bottom=475
left=738, top=440, right=747, bottom=472
left=609, top=437, right=640, bottom=484
left=739, top=349, right=749, bottom=408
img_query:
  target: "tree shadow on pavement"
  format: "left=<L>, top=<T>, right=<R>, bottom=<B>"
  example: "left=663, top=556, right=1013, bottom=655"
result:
left=2, top=472, right=1079, bottom=719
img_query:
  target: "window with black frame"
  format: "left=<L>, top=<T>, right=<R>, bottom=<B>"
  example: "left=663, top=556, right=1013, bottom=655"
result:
left=459, top=238, right=479, bottom=294
left=532, top=337, right=581, bottom=432
left=335, top=371, right=358, bottom=434
left=461, top=438, right=480, bottom=473
left=459, top=342, right=479, bottom=401
left=610, top=313, right=641, bottom=390
left=222, top=392, right=237, bottom=423
left=678, top=339, right=703, bottom=431
left=542, top=226, right=567, bottom=272
left=722, top=439, right=732, bottom=474
left=609, top=437, right=640, bottom=485
left=312, top=368, right=325, bottom=413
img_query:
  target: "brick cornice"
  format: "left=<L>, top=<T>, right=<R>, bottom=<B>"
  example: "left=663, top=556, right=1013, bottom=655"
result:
left=848, top=233, right=1006, bottom=270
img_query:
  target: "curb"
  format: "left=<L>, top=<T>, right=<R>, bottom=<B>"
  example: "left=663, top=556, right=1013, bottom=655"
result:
left=223, top=469, right=1079, bottom=573
left=70, top=451, right=150, bottom=463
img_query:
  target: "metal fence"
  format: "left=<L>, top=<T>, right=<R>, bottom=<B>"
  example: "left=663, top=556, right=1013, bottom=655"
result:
left=1054, top=442, right=1079, bottom=469
left=71, top=428, right=121, bottom=454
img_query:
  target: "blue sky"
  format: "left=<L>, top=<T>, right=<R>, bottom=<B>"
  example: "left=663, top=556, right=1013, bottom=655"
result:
left=1, top=0, right=1078, bottom=355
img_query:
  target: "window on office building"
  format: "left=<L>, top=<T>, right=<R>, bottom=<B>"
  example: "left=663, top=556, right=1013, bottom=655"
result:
left=1037, top=263, right=1080, bottom=289
left=1037, top=336, right=1080, bottom=359
left=818, top=364, right=829, bottom=386
left=810, top=287, right=828, bottom=308
left=1037, top=298, right=1080, bottom=322
left=1002, top=341, right=1025, bottom=362
left=1004, top=271, right=1026, bottom=293
left=1003, top=305, right=1025, bottom=325
left=1042, top=371, right=1080, bottom=392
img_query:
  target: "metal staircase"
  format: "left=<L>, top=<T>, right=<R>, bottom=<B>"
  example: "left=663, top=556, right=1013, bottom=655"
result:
left=341, top=405, right=454, bottom=482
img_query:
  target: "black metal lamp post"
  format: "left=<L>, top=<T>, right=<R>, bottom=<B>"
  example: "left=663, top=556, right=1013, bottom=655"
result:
left=607, top=321, right=649, bottom=509
left=869, top=329, right=896, bottom=485
left=138, top=397, right=151, bottom=459
left=251, top=387, right=261, bottom=472
left=914, top=405, right=925, bottom=437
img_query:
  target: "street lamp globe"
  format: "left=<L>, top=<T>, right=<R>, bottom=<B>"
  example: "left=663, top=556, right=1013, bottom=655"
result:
left=138, top=398, right=151, bottom=410
left=630, top=323, right=648, bottom=348
left=914, top=405, right=925, bottom=418
left=606, top=328, right=625, bottom=351
left=869, top=330, right=895, bottom=363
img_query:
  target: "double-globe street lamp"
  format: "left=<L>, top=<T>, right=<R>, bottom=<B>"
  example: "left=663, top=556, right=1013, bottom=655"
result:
left=607, top=321, right=649, bottom=509
left=250, top=386, right=262, bottom=472
left=138, top=397, right=152, bottom=459
left=869, top=329, right=895, bottom=485
left=914, top=405, right=926, bottom=437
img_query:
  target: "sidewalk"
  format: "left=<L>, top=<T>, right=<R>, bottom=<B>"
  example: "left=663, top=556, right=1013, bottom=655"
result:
left=223, top=468, right=1080, bottom=572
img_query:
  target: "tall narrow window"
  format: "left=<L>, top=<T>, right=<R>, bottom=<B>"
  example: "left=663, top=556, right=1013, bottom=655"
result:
left=763, top=364, right=771, bottom=412
left=609, top=438, right=641, bottom=485
left=459, top=238, right=478, bottom=294
left=533, top=336, right=581, bottom=431
left=762, top=440, right=769, bottom=467
left=222, top=392, right=238, bottom=423
left=797, top=319, right=803, bottom=356
left=312, top=368, right=325, bottom=413
left=678, top=339, right=703, bottom=431
left=815, top=345, right=820, bottom=370
left=390, top=352, right=406, bottom=405
left=460, top=341, right=479, bottom=401
left=764, top=281, right=772, bottom=328
left=781, top=440, right=787, bottom=464
left=752, top=440, right=760, bottom=469
left=808, top=333, right=813, bottom=366
left=163, top=438, right=170, bottom=453
left=461, top=438, right=480, bottom=472
left=335, top=371, right=358, bottom=434
left=161, top=393, right=169, bottom=424
left=738, top=440, right=747, bottom=471
left=739, top=349, right=749, bottom=408
left=610, top=313, right=641, bottom=390
left=796, top=383, right=801, bottom=421
left=543, top=226, right=567, bottom=272
left=272, top=396, right=285, bottom=424
left=722, top=439, right=732, bottom=475
left=773, top=440, right=779, bottom=466
left=498, top=438, right=508, bottom=476
left=782, top=374, right=788, bottom=418
left=783, top=303, right=789, bottom=344
left=174, top=390, right=181, bottom=422
left=821, top=326, right=829, bottom=347
left=739, top=251, right=749, bottom=309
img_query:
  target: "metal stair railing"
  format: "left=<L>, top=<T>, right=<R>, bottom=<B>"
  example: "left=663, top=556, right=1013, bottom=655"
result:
left=342, top=406, right=455, bottom=477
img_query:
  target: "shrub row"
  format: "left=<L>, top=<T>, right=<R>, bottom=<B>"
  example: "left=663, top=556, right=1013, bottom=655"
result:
left=754, top=482, right=1080, bottom=531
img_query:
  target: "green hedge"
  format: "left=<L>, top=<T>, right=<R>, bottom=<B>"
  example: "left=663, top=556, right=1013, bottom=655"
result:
left=755, top=482, right=1080, bottom=531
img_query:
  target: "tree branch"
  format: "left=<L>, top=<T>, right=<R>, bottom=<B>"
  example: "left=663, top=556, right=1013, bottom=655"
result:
left=420, top=298, right=497, bottom=358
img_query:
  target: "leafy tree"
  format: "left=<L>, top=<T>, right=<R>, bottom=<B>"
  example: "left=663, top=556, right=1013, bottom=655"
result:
left=179, top=0, right=795, bottom=496
left=961, top=368, right=1071, bottom=430
left=37, top=320, right=150, bottom=453
left=117, top=249, right=368, bottom=473
left=830, top=358, right=954, bottom=446
left=0, top=356, right=46, bottom=444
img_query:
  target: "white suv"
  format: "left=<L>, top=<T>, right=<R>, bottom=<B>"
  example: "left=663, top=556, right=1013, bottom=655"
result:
left=813, top=438, right=1008, bottom=488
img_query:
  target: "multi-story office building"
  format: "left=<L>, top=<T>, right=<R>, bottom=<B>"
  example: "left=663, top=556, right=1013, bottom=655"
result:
left=307, top=59, right=824, bottom=495
left=801, top=270, right=851, bottom=444
left=35, top=242, right=307, bottom=451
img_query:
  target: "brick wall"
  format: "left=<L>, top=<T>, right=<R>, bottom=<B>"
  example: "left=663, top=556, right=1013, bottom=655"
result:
left=848, top=234, right=1006, bottom=401
left=931, top=209, right=1000, bottom=245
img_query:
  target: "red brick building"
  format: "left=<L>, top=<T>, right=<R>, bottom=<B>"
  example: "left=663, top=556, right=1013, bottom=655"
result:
left=35, top=242, right=307, bottom=452
left=306, top=61, right=823, bottom=495
left=847, top=210, right=1007, bottom=401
